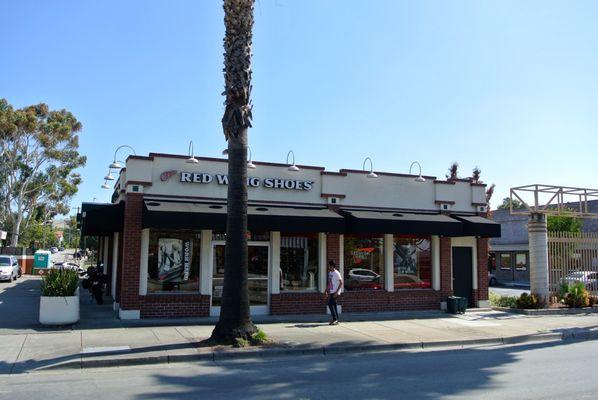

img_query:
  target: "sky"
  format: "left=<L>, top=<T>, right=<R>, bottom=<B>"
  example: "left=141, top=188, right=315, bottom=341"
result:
left=2, top=0, right=597, bottom=215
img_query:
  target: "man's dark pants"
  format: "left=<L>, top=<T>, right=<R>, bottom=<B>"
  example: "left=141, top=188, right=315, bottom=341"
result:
left=327, top=294, right=339, bottom=321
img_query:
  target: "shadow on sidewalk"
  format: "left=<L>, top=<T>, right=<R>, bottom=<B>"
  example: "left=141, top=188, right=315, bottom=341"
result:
left=135, top=337, right=598, bottom=400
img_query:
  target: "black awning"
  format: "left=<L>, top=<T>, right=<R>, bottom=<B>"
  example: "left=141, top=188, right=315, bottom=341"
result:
left=142, top=201, right=345, bottom=233
left=80, top=202, right=124, bottom=236
left=452, top=215, right=501, bottom=238
left=341, top=210, right=463, bottom=236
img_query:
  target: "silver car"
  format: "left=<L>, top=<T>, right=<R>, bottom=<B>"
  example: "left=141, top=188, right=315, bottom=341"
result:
left=562, top=271, right=598, bottom=291
left=0, top=256, right=21, bottom=281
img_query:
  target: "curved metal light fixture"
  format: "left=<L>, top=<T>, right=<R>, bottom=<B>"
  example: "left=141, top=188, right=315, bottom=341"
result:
left=186, top=141, right=199, bottom=164
left=247, top=147, right=256, bottom=169
left=363, top=157, right=378, bottom=178
left=409, top=161, right=426, bottom=182
left=222, top=147, right=256, bottom=169
left=109, top=145, right=136, bottom=169
left=286, top=150, right=299, bottom=172
left=101, top=180, right=111, bottom=189
left=104, top=169, right=115, bottom=181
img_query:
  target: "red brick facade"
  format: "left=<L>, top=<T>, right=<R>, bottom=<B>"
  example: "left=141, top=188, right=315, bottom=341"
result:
left=117, top=194, right=490, bottom=318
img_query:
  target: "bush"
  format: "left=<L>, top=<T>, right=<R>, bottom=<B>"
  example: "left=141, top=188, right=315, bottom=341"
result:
left=557, top=283, right=569, bottom=302
left=489, top=292, right=517, bottom=308
left=40, top=268, right=79, bottom=297
left=563, top=282, right=590, bottom=308
left=516, top=293, right=544, bottom=309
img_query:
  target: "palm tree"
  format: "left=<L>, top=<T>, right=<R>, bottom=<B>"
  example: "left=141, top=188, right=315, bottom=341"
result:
left=211, top=0, right=258, bottom=343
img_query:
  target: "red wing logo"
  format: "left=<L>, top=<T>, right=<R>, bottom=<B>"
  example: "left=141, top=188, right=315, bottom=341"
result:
left=160, top=170, right=178, bottom=182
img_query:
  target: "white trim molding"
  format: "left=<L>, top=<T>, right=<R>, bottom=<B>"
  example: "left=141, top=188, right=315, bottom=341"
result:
left=271, top=231, right=281, bottom=295
left=318, top=232, right=327, bottom=293
left=200, top=230, right=212, bottom=295
left=432, top=235, right=440, bottom=291
left=138, top=228, right=150, bottom=296
left=384, top=234, right=394, bottom=292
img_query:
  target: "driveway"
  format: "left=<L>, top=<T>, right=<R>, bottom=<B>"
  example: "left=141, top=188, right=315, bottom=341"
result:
left=0, top=276, right=42, bottom=334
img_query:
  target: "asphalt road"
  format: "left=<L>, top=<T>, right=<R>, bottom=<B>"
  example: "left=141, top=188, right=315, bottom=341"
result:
left=1, top=339, right=596, bottom=399
left=489, top=286, right=529, bottom=297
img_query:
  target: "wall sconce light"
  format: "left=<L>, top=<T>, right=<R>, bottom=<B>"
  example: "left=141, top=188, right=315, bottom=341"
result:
left=363, top=157, right=378, bottom=178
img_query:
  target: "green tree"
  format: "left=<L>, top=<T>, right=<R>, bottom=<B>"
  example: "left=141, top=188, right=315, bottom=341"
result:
left=211, top=0, right=258, bottom=343
left=547, top=214, right=582, bottom=233
left=497, top=197, right=524, bottom=210
left=0, top=99, right=86, bottom=246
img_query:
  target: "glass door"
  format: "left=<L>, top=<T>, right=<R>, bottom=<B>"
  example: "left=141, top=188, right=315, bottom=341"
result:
left=211, top=242, right=270, bottom=315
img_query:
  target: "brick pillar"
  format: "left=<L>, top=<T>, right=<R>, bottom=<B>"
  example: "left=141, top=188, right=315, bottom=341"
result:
left=326, top=233, right=340, bottom=266
left=476, top=238, right=489, bottom=302
left=119, top=193, right=143, bottom=316
left=439, top=237, right=453, bottom=297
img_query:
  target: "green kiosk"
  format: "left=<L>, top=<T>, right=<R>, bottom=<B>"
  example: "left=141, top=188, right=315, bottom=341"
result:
left=33, top=250, right=52, bottom=275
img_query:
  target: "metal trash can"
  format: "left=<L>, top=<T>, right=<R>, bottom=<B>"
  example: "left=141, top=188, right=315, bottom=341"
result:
left=458, top=297, right=468, bottom=314
left=447, top=296, right=467, bottom=314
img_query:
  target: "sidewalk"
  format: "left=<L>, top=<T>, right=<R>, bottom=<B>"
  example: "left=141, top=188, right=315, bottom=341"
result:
left=1, top=309, right=597, bottom=374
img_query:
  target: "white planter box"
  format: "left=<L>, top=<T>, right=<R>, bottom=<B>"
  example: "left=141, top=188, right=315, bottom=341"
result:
left=39, top=291, right=80, bottom=325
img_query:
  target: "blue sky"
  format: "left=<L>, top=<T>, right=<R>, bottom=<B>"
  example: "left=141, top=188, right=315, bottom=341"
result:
left=2, top=0, right=597, bottom=214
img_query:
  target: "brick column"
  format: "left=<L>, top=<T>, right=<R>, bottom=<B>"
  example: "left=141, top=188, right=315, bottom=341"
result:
left=439, top=237, right=453, bottom=297
left=119, top=193, right=143, bottom=318
left=326, top=233, right=340, bottom=266
left=476, top=238, right=489, bottom=304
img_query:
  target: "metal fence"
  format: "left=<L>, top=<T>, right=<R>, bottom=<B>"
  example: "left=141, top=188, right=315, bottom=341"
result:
left=548, top=231, right=598, bottom=295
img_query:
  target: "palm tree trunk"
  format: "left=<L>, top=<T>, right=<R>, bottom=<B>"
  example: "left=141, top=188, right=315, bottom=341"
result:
left=211, top=0, right=257, bottom=343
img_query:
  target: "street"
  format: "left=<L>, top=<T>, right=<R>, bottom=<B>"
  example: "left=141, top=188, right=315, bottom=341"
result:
left=489, top=286, right=529, bottom=298
left=0, top=339, right=596, bottom=399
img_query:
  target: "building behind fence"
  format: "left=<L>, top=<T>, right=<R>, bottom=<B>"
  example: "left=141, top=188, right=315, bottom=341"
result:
left=548, top=231, right=598, bottom=296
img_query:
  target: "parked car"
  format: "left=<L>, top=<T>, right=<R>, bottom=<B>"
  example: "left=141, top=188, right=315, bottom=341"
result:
left=394, top=274, right=431, bottom=289
left=52, top=262, right=84, bottom=274
left=488, top=272, right=497, bottom=286
left=0, top=256, right=21, bottom=281
left=348, top=268, right=380, bottom=282
left=561, top=271, right=598, bottom=291
left=49, top=247, right=59, bottom=254
left=346, top=268, right=382, bottom=290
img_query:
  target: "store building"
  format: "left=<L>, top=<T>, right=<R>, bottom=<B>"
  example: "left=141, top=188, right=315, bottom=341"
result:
left=80, top=153, right=500, bottom=319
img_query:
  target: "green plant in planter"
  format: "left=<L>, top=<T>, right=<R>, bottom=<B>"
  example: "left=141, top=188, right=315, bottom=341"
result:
left=489, top=292, right=517, bottom=308
left=557, top=283, right=569, bottom=302
left=516, top=293, right=545, bottom=309
left=563, top=282, right=590, bottom=308
left=40, top=269, right=79, bottom=297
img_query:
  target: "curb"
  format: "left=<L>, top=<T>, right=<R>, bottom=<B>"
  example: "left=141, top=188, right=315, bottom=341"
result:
left=27, top=329, right=598, bottom=373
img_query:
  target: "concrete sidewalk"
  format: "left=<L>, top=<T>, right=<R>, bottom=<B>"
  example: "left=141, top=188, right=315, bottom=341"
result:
left=1, top=309, right=598, bottom=374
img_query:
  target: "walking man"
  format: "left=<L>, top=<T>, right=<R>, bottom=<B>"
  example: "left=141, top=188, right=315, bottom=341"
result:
left=326, top=260, right=343, bottom=325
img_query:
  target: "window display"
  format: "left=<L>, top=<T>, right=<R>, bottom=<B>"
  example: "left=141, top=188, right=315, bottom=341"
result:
left=280, top=234, right=319, bottom=291
left=515, top=253, right=527, bottom=270
left=148, top=230, right=200, bottom=292
left=343, top=235, right=384, bottom=290
left=393, top=236, right=432, bottom=289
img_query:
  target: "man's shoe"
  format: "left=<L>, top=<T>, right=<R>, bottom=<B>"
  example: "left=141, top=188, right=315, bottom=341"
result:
left=329, top=320, right=337, bottom=325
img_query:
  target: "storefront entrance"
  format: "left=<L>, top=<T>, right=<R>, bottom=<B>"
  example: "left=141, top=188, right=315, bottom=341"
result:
left=452, top=246, right=473, bottom=306
left=210, top=242, right=270, bottom=316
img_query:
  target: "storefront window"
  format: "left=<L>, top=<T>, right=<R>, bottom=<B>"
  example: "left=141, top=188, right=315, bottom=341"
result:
left=393, top=236, right=432, bottom=289
left=280, top=233, right=319, bottom=291
left=148, top=230, right=200, bottom=292
left=499, top=253, right=512, bottom=270
left=515, top=253, right=527, bottom=270
left=344, top=235, right=384, bottom=291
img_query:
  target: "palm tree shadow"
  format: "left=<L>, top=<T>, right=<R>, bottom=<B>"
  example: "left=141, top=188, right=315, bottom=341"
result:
left=133, top=337, right=598, bottom=400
